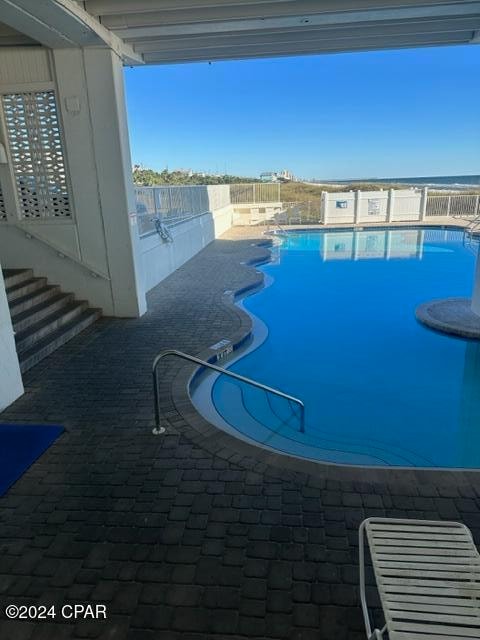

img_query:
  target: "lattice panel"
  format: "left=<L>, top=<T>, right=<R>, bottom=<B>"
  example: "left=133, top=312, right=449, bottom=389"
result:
left=2, top=91, right=72, bottom=219
left=0, top=183, right=6, bottom=220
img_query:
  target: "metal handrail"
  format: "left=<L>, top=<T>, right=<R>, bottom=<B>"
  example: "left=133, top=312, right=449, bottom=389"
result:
left=152, top=348, right=305, bottom=435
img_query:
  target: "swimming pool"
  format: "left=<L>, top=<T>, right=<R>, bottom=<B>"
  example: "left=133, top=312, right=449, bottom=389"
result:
left=197, top=227, right=480, bottom=468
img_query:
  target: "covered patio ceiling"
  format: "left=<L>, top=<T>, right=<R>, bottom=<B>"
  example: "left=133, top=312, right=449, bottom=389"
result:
left=0, top=1, right=480, bottom=65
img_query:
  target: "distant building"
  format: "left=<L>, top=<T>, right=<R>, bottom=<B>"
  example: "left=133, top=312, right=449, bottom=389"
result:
left=278, top=169, right=295, bottom=182
left=260, top=169, right=295, bottom=183
left=260, top=172, right=278, bottom=182
left=174, top=168, right=194, bottom=177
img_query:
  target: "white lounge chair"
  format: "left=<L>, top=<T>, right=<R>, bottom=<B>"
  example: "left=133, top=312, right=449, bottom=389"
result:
left=359, top=517, right=480, bottom=639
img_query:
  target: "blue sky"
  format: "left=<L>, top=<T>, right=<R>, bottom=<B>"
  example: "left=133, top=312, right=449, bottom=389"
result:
left=124, top=45, right=480, bottom=180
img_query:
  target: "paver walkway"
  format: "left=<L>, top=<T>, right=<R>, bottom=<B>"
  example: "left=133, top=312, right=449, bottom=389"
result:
left=1, top=224, right=480, bottom=640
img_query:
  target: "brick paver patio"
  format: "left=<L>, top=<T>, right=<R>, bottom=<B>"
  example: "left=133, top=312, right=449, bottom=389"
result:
left=1, top=224, right=480, bottom=640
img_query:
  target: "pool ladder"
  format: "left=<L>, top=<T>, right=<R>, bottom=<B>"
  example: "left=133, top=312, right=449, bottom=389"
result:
left=152, top=349, right=305, bottom=435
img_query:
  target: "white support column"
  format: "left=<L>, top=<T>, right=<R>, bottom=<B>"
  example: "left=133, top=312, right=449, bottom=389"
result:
left=0, top=265, right=23, bottom=411
left=420, top=187, right=428, bottom=221
left=387, top=189, right=395, bottom=223
left=354, top=190, right=361, bottom=224
left=83, top=49, right=146, bottom=317
left=52, top=48, right=146, bottom=318
left=321, top=191, right=328, bottom=224
left=447, top=195, right=453, bottom=218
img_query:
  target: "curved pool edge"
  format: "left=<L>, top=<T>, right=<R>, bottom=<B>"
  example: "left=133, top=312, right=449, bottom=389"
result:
left=164, top=229, right=480, bottom=486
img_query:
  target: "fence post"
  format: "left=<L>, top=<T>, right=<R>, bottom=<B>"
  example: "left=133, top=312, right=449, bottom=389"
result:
left=387, top=188, right=395, bottom=222
left=252, top=183, right=256, bottom=204
left=420, top=187, right=428, bottom=221
left=446, top=194, right=452, bottom=218
left=354, top=190, right=361, bottom=224
left=321, top=191, right=328, bottom=225
left=153, top=187, right=159, bottom=230
left=475, top=195, right=479, bottom=217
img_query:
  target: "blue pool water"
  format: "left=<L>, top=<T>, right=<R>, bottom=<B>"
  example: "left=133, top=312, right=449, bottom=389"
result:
left=209, top=228, right=480, bottom=468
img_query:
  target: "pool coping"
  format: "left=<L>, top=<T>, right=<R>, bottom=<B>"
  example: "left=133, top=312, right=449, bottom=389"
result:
left=164, top=224, right=480, bottom=487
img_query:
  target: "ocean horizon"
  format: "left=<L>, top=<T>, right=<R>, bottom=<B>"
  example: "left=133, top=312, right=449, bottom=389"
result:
left=316, top=174, right=480, bottom=190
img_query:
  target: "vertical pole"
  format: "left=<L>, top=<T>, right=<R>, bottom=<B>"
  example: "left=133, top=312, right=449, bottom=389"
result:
left=387, top=188, right=395, bottom=223
left=153, top=187, right=158, bottom=218
left=321, top=191, right=328, bottom=225
left=354, top=190, right=361, bottom=225
left=447, top=194, right=452, bottom=219
left=420, top=187, right=428, bottom=221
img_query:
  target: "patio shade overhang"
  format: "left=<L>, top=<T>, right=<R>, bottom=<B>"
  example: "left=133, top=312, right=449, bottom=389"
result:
left=0, top=0, right=479, bottom=65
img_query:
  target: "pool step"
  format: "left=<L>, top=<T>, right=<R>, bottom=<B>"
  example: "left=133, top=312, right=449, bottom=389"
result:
left=2, top=268, right=101, bottom=373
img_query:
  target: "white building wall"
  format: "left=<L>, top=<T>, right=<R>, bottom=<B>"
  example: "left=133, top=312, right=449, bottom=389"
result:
left=139, top=204, right=233, bottom=294
left=0, top=47, right=146, bottom=318
left=0, top=265, right=23, bottom=412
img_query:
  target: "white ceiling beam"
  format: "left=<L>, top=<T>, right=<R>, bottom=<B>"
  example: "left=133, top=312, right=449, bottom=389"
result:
left=111, top=3, right=480, bottom=39
left=84, top=0, right=296, bottom=16
left=142, top=31, right=471, bottom=64
left=97, top=0, right=480, bottom=27
left=84, top=0, right=472, bottom=18
left=132, top=18, right=480, bottom=53
left=0, top=0, right=143, bottom=64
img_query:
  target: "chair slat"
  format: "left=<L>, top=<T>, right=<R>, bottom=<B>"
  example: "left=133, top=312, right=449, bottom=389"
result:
left=370, top=524, right=466, bottom=534
left=384, top=593, right=480, bottom=608
left=379, top=568, right=480, bottom=580
left=381, top=580, right=480, bottom=594
left=375, top=545, right=476, bottom=555
left=376, top=561, right=480, bottom=572
left=391, top=633, right=475, bottom=640
left=390, top=621, right=480, bottom=637
left=377, top=555, right=479, bottom=565
left=389, top=609, right=480, bottom=625
left=388, top=601, right=480, bottom=615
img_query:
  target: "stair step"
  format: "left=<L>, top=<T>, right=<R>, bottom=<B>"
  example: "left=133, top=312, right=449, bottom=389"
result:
left=6, top=277, right=47, bottom=303
left=12, top=293, right=75, bottom=333
left=15, top=301, right=89, bottom=353
left=19, top=309, right=101, bottom=373
left=2, top=269, right=33, bottom=288
left=9, top=285, right=61, bottom=317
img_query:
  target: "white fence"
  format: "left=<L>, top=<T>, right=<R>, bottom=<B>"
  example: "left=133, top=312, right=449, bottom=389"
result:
left=426, top=194, right=480, bottom=217
left=321, top=189, right=480, bottom=225
left=135, top=184, right=231, bottom=236
left=230, top=183, right=281, bottom=204
left=135, top=183, right=282, bottom=235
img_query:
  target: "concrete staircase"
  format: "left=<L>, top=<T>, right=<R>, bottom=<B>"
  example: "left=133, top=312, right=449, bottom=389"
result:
left=3, top=268, right=101, bottom=373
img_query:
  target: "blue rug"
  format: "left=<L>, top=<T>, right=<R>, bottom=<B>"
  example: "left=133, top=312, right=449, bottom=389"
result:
left=0, top=424, right=64, bottom=496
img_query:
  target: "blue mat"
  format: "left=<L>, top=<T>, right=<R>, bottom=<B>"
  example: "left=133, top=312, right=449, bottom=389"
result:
left=0, top=424, right=64, bottom=496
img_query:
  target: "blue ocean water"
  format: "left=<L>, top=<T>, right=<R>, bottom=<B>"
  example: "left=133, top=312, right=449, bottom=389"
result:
left=211, top=228, right=480, bottom=468
left=330, top=175, right=480, bottom=190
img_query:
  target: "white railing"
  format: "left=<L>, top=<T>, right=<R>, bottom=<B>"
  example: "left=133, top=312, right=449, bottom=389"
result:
left=135, top=184, right=230, bottom=236
left=426, top=194, right=480, bottom=218
left=230, top=183, right=281, bottom=204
